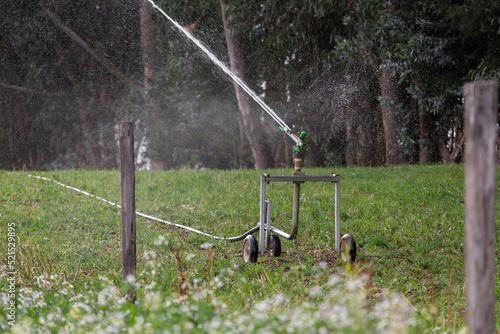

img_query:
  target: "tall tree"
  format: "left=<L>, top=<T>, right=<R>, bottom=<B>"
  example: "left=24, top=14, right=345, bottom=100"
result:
left=139, top=0, right=162, bottom=170
left=379, top=66, right=407, bottom=164
left=220, top=0, right=274, bottom=169
left=337, top=1, right=412, bottom=164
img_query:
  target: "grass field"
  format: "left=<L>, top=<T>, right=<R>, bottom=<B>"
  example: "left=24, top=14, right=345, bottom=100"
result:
left=0, top=165, right=499, bottom=333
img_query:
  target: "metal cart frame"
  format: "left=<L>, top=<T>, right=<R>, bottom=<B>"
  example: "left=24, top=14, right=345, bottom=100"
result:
left=257, top=173, right=341, bottom=255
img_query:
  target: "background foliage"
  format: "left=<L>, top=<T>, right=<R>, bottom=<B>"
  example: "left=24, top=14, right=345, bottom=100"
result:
left=0, top=0, right=499, bottom=170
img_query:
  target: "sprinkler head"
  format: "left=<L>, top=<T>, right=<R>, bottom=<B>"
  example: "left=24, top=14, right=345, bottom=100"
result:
left=293, top=131, right=307, bottom=152
left=293, top=141, right=307, bottom=152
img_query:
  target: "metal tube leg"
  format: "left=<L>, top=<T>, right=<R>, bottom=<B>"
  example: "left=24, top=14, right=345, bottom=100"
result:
left=259, top=175, right=267, bottom=255
left=265, top=199, right=272, bottom=252
left=335, top=179, right=340, bottom=253
left=290, top=182, right=300, bottom=240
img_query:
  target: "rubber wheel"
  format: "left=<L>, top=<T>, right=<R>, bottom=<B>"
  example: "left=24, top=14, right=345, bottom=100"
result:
left=243, top=235, right=258, bottom=263
left=269, top=235, right=281, bottom=257
left=340, top=233, right=356, bottom=263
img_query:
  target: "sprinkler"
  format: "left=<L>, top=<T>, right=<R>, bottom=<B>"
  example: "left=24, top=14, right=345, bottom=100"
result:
left=141, top=1, right=356, bottom=264
left=240, top=131, right=357, bottom=264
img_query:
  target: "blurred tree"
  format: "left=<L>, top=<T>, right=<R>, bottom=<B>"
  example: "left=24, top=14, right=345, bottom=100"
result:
left=220, top=0, right=274, bottom=169
left=337, top=0, right=500, bottom=164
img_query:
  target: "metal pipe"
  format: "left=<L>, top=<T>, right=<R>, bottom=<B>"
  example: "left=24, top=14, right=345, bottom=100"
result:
left=267, top=175, right=339, bottom=182
left=289, top=150, right=303, bottom=240
left=259, top=175, right=267, bottom=254
left=270, top=226, right=291, bottom=240
left=265, top=199, right=272, bottom=252
left=290, top=181, right=300, bottom=240
left=226, top=225, right=260, bottom=242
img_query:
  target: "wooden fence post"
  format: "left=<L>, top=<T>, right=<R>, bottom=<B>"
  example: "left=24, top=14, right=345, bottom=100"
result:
left=118, top=121, right=136, bottom=301
left=464, top=80, right=498, bottom=334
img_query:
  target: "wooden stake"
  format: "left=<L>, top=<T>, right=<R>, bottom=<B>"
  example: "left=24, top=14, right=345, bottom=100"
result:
left=118, top=121, right=136, bottom=301
left=464, top=80, right=498, bottom=334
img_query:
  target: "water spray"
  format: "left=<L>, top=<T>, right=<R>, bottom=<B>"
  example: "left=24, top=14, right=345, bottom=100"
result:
left=146, top=0, right=304, bottom=148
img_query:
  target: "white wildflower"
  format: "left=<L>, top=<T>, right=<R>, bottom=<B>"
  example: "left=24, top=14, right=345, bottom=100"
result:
left=200, top=242, right=213, bottom=249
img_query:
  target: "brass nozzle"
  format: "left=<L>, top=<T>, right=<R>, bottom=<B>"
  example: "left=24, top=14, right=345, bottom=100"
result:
left=294, top=157, right=302, bottom=172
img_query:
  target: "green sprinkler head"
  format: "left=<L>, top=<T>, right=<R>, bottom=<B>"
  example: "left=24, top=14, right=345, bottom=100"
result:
left=293, top=131, right=307, bottom=152
left=293, top=141, right=307, bottom=152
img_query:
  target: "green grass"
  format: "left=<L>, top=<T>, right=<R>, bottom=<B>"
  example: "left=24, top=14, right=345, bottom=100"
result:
left=0, top=165, right=499, bottom=332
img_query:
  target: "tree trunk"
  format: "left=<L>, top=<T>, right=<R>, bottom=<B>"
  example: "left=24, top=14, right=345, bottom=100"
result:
left=77, top=97, right=99, bottom=169
left=140, top=0, right=163, bottom=170
left=358, top=120, right=379, bottom=166
left=274, top=135, right=290, bottom=168
left=65, top=68, right=100, bottom=169
left=345, top=118, right=356, bottom=166
left=0, top=90, right=14, bottom=169
left=438, top=137, right=452, bottom=163
left=237, top=113, right=254, bottom=168
left=356, top=72, right=381, bottom=166
left=140, top=1, right=158, bottom=108
left=13, top=92, right=30, bottom=167
left=379, top=66, right=406, bottom=165
left=220, top=0, right=274, bottom=169
left=419, top=102, right=438, bottom=164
